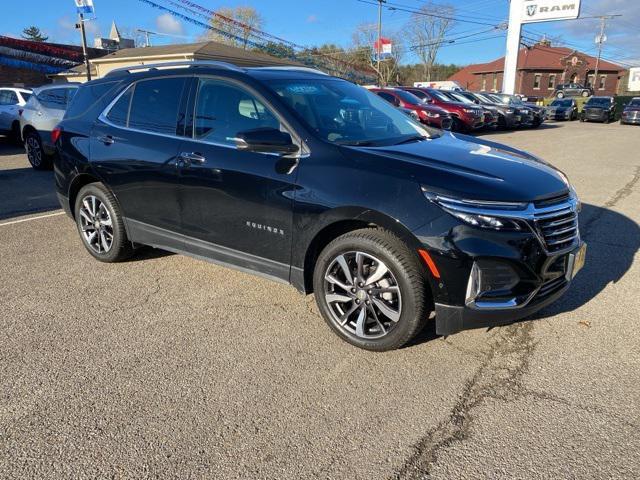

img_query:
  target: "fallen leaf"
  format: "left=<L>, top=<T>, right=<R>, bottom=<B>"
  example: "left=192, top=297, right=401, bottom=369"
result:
left=578, top=320, right=591, bottom=328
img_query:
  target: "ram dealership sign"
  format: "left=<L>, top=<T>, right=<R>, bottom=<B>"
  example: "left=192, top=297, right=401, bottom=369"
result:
left=521, top=0, right=581, bottom=23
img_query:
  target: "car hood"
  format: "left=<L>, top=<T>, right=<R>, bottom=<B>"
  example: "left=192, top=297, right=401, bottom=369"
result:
left=351, top=132, right=569, bottom=202
left=548, top=105, right=570, bottom=112
left=585, top=105, right=610, bottom=110
left=624, top=107, right=640, bottom=112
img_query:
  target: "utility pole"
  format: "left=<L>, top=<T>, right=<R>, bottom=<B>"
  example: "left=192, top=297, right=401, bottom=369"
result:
left=77, top=13, right=92, bottom=81
left=376, top=0, right=385, bottom=86
left=593, top=15, right=621, bottom=90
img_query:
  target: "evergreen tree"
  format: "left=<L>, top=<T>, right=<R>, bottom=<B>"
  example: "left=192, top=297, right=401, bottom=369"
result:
left=22, top=26, right=48, bottom=42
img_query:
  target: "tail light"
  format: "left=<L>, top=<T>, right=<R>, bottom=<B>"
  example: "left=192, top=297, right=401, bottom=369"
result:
left=51, top=127, right=62, bottom=144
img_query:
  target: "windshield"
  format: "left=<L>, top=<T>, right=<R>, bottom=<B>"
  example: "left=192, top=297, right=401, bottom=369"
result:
left=586, top=97, right=612, bottom=107
left=263, top=78, right=436, bottom=146
left=629, top=99, right=640, bottom=107
left=393, top=89, right=423, bottom=105
left=447, top=92, right=475, bottom=104
left=492, top=93, right=521, bottom=105
left=551, top=100, right=572, bottom=107
left=428, top=89, right=455, bottom=102
left=475, top=93, right=496, bottom=104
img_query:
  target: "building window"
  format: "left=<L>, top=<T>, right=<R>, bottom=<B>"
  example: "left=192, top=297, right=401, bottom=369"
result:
left=533, top=73, right=542, bottom=89
left=599, top=75, right=606, bottom=90
left=492, top=73, right=498, bottom=91
left=481, top=74, right=487, bottom=90
left=548, top=74, right=556, bottom=89
left=586, top=75, right=595, bottom=88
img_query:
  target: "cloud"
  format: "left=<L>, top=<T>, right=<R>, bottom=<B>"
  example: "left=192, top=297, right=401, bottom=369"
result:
left=559, top=0, right=640, bottom=65
left=307, top=14, right=318, bottom=23
left=156, top=13, right=184, bottom=36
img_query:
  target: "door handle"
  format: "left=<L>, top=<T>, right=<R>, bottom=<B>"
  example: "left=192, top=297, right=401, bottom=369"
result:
left=98, top=135, right=115, bottom=145
left=178, top=152, right=206, bottom=165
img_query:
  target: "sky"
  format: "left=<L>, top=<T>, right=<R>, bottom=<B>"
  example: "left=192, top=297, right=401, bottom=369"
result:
left=1, top=0, right=638, bottom=68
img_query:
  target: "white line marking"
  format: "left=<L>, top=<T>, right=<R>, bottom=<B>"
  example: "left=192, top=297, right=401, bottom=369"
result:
left=0, top=211, right=65, bottom=227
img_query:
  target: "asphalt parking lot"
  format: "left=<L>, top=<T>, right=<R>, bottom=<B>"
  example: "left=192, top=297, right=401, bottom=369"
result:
left=1, top=121, right=639, bottom=479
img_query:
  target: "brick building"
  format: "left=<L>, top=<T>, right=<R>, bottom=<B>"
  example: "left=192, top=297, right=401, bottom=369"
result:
left=449, top=41, right=626, bottom=97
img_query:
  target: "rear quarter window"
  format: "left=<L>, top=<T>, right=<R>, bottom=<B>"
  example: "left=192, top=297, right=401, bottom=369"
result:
left=65, top=82, right=119, bottom=120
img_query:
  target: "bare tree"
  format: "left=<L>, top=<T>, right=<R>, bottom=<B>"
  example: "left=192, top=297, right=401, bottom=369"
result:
left=407, top=2, right=455, bottom=81
left=201, top=6, right=264, bottom=50
left=351, top=24, right=403, bottom=86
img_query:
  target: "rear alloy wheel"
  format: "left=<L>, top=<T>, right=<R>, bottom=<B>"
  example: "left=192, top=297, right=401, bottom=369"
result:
left=556, top=92, right=565, bottom=98
left=582, top=91, right=590, bottom=97
left=25, top=132, right=52, bottom=170
left=313, top=228, right=430, bottom=351
left=75, top=183, right=133, bottom=263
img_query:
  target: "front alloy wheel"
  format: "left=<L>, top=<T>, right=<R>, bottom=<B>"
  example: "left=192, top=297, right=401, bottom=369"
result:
left=324, top=251, right=402, bottom=339
left=313, top=228, right=430, bottom=351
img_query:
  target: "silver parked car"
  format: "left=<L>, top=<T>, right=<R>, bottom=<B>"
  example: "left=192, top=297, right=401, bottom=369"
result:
left=0, top=87, right=32, bottom=143
left=20, top=83, right=79, bottom=170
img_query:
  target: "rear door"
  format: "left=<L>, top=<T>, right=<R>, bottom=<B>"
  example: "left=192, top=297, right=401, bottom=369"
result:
left=175, top=76, right=300, bottom=280
left=90, top=76, right=191, bottom=246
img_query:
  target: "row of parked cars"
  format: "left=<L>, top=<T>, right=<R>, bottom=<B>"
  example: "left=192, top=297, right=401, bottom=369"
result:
left=368, top=85, right=640, bottom=131
left=367, top=86, right=546, bottom=133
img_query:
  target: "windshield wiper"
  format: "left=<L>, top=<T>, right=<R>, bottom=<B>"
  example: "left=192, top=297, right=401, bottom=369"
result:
left=336, top=139, right=376, bottom=146
left=393, top=135, right=428, bottom=145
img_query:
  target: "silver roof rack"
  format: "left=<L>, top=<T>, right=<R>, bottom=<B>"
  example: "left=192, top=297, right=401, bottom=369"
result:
left=250, top=66, right=328, bottom=76
left=104, top=60, right=245, bottom=78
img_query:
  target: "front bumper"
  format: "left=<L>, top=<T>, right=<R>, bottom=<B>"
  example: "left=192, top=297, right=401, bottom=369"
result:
left=435, top=276, right=569, bottom=335
left=546, top=110, right=572, bottom=121
left=621, top=113, right=640, bottom=124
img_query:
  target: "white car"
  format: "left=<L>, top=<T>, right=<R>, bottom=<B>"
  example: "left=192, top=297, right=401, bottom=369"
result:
left=0, top=87, right=32, bottom=143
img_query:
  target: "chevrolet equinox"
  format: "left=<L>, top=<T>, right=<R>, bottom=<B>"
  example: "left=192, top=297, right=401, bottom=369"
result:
left=54, top=62, right=586, bottom=351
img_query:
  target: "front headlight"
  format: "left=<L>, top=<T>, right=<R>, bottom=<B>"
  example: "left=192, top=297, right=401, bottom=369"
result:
left=426, top=112, right=440, bottom=118
left=422, top=189, right=528, bottom=231
left=506, top=108, right=515, bottom=114
left=462, top=108, right=476, bottom=113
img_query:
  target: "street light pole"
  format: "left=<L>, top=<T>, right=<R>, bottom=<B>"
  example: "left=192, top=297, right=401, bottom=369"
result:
left=78, top=13, right=92, bottom=81
left=593, top=15, right=621, bottom=90
left=377, top=0, right=384, bottom=86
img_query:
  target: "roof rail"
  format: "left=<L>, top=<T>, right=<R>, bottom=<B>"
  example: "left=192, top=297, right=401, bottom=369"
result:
left=104, top=60, right=245, bottom=78
left=250, top=66, right=329, bottom=76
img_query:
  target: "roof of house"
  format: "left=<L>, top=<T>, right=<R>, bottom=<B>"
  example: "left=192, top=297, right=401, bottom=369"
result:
left=449, top=43, right=625, bottom=83
left=91, top=41, right=301, bottom=68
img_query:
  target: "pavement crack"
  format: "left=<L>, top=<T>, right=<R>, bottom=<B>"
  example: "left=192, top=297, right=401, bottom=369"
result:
left=393, top=322, right=536, bottom=479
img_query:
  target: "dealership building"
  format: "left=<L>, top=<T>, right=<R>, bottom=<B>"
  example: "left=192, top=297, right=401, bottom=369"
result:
left=449, top=40, right=626, bottom=97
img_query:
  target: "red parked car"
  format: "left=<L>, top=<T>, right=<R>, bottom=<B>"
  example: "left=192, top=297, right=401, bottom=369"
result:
left=399, top=87, right=485, bottom=132
left=369, top=87, right=452, bottom=130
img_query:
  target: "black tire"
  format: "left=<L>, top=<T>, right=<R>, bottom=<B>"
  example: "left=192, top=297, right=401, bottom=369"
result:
left=74, top=183, right=134, bottom=263
left=313, top=228, right=430, bottom=351
left=24, top=131, right=52, bottom=170
left=570, top=111, right=577, bottom=121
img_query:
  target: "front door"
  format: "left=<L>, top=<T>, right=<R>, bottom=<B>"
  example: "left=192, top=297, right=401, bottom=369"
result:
left=177, top=77, right=299, bottom=281
left=90, top=76, right=190, bottom=247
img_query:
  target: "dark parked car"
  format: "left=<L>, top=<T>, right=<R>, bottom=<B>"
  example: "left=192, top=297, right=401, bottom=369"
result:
left=620, top=97, right=640, bottom=125
left=370, top=87, right=452, bottom=130
left=546, top=99, right=578, bottom=121
left=439, top=90, right=498, bottom=130
left=54, top=62, right=586, bottom=351
left=487, top=93, right=545, bottom=127
left=399, top=86, right=485, bottom=132
left=554, top=83, right=593, bottom=98
left=460, top=91, right=522, bottom=129
left=580, top=96, right=616, bottom=123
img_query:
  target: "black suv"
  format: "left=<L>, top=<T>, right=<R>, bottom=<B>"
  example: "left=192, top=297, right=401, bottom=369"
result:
left=554, top=83, right=593, bottom=98
left=54, top=62, right=586, bottom=351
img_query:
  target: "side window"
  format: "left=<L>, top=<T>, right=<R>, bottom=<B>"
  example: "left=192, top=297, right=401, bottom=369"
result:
left=0, top=90, right=18, bottom=105
left=106, top=86, right=133, bottom=127
left=37, top=89, right=68, bottom=109
left=128, top=77, right=187, bottom=135
left=376, top=91, right=395, bottom=105
left=194, top=79, right=281, bottom=145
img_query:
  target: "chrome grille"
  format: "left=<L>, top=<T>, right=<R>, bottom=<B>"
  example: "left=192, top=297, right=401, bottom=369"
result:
left=532, top=200, right=579, bottom=253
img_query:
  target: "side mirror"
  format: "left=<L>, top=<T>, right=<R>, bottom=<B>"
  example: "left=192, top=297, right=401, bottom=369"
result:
left=235, top=127, right=299, bottom=155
